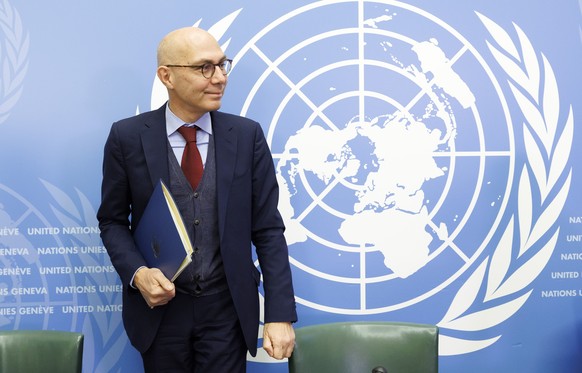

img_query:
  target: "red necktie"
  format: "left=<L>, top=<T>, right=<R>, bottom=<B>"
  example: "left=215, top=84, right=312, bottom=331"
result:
left=177, top=125, right=203, bottom=189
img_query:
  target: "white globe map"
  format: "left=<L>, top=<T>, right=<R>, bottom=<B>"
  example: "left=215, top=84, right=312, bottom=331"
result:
left=277, top=38, right=475, bottom=279
left=280, top=116, right=438, bottom=278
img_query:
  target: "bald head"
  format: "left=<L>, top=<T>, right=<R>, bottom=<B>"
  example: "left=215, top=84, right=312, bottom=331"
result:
left=155, top=27, right=227, bottom=123
left=157, top=27, right=221, bottom=67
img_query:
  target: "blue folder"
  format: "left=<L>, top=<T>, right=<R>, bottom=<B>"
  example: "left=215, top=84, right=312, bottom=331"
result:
left=133, top=179, right=193, bottom=281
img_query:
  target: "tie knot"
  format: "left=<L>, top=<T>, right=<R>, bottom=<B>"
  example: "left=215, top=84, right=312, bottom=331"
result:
left=178, top=125, right=197, bottom=143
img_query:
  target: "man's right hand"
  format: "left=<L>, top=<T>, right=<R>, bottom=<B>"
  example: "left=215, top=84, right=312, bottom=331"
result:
left=133, top=267, right=176, bottom=309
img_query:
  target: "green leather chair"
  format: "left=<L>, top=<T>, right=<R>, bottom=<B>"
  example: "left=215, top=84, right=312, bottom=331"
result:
left=289, top=321, right=438, bottom=373
left=0, top=330, right=84, bottom=373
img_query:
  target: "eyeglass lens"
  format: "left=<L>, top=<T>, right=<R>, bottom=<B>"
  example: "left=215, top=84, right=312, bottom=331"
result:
left=202, top=60, right=232, bottom=78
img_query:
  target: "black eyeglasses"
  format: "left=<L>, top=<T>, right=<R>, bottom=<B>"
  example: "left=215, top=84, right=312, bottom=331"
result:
left=165, top=59, right=233, bottom=79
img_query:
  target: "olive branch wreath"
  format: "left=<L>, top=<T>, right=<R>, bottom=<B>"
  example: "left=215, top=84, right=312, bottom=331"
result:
left=437, top=13, right=574, bottom=355
left=0, top=0, right=28, bottom=125
left=42, top=180, right=128, bottom=372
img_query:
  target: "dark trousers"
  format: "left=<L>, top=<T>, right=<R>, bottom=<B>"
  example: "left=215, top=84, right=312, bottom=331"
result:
left=141, top=290, right=247, bottom=373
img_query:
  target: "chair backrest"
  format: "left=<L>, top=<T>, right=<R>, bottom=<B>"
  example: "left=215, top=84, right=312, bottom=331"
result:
left=289, top=321, right=438, bottom=373
left=0, top=330, right=84, bottom=373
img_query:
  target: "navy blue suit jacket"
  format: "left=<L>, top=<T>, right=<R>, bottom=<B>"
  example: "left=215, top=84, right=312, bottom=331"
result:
left=97, top=104, right=297, bottom=355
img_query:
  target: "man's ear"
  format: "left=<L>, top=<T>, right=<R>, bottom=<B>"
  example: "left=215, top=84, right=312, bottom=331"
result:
left=156, top=66, right=173, bottom=89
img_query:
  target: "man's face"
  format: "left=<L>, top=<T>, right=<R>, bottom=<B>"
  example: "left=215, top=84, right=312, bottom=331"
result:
left=165, top=36, right=227, bottom=122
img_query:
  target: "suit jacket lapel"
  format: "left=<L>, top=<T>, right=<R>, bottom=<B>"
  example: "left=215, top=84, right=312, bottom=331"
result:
left=141, top=105, right=170, bottom=189
left=212, top=111, right=237, bottom=240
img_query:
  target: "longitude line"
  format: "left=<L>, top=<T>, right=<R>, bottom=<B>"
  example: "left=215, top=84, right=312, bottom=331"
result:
left=357, top=0, right=367, bottom=311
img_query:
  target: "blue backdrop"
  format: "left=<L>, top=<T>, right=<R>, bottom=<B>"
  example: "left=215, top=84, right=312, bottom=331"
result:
left=0, top=1, right=580, bottom=372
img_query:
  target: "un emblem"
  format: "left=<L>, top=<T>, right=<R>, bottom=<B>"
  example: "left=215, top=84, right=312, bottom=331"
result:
left=151, top=0, right=572, bottom=357
left=230, top=0, right=572, bottom=356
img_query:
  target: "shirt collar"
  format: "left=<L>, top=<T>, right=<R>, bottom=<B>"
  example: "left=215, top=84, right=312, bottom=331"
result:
left=165, top=104, right=213, bottom=136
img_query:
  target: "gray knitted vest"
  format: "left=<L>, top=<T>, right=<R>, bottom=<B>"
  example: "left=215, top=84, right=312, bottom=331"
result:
left=167, top=134, right=228, bottom=296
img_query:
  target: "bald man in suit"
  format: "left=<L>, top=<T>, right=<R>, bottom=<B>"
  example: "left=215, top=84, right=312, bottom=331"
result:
left=97, top=27, right=296, bottom=372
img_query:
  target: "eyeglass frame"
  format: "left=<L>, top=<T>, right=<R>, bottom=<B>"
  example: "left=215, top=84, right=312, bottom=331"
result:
left=164, top=59, right=233, bottom=79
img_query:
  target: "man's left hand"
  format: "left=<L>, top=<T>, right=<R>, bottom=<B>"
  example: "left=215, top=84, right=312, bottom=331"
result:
left=262, top=322, right=295, bottom=360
